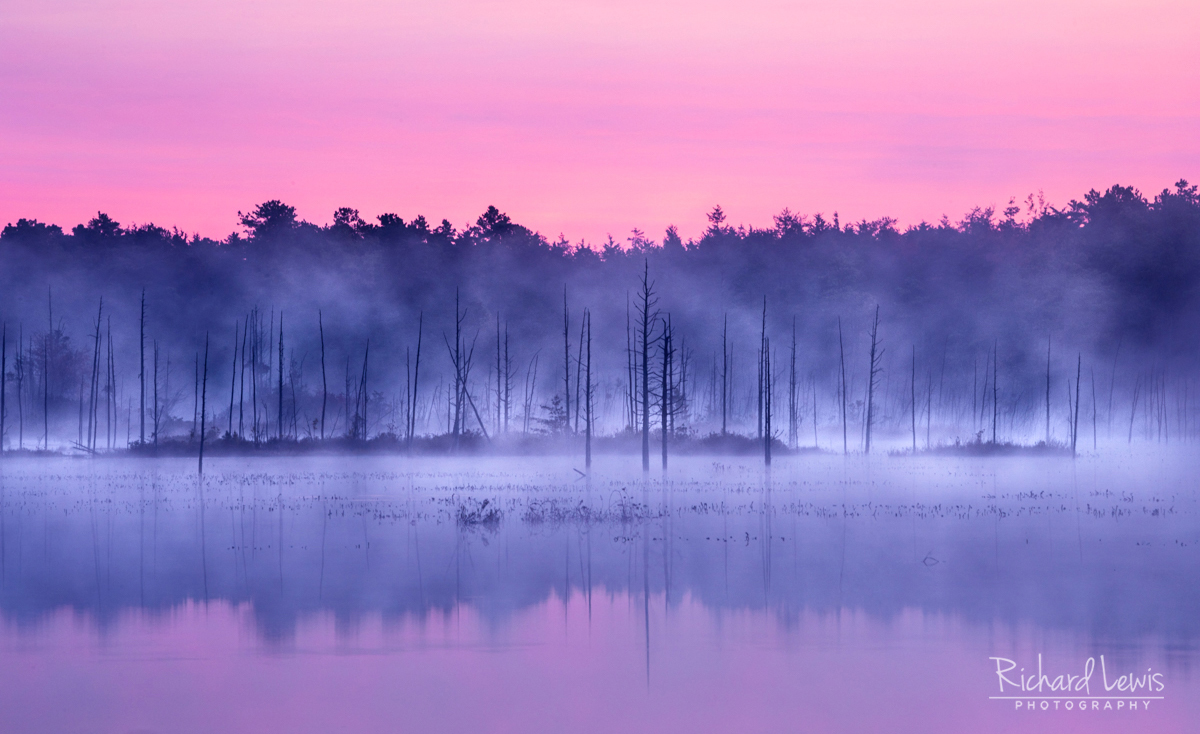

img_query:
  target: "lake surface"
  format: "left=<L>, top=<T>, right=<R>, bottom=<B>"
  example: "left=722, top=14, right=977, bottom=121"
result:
left=1, top=451, right=1197, bottom=733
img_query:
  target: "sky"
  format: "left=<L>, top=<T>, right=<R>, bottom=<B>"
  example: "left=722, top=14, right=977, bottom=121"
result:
left=2, top=0, right=1198, bottom=243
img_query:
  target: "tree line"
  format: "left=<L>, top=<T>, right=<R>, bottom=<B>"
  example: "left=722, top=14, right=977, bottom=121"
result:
left=0, top=180, right=1197, bottom=456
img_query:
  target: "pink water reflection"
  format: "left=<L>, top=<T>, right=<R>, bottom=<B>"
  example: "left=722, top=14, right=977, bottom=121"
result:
left=2, top=591, right=1193, bottom=734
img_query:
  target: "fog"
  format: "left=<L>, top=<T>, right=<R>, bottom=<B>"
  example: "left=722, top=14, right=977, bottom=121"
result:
left=0, top=181, right=1197, bottom=452
left=0, top=452, right=1195, bottom=646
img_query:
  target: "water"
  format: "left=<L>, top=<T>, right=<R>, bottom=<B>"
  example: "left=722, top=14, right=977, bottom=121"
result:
left=1, top=452, right=1197, bottom=733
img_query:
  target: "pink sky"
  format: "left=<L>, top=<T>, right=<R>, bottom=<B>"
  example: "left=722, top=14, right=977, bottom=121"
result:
left=2, top=0, right=1197, bottom=243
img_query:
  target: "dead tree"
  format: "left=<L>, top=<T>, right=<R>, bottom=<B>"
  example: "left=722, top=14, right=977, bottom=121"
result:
left=0, top=323, right=6, bottom=452
left=192, top=354, right=199, bottom=440
left=925, top=369, right=932, bottom=449
left=238, top=315, right=247, bottom=438
left=451, top=292, right=465, bottom=438
left=1072, top=354, right=1081, bottom=457
left=574, top=311, right=585, bottom=434
left=15, top=325, right=24, bottom=449
left=838, top=316, right=848, bottom=455
left=764, top=337, right=772, bottom=466
left=788, top=319, right=797, bottom=450
left=289, top=353, right=299, bottom=439
left=87, top=299, right=103, bottom=453
left=44, top=288, right=51, bottom=450
left=626, top=296, right=636, bottom=432
left=106, top=318, right=115, bottom=450
left=678, top=333, right=689, bottom=429
left=228, top=321, right=238, bottom=438
left=266, top=310, right=273, bottom=438
left=563, top=287, right=571, bottom=433
left=359, top=341, right=370, bottom=440
left=585, top=308, right=593, bottom=469
left=139, top=289, right=146, bottom=445
left=991, top=341, right=998, bottom=444
left=409, top=312, right=423, bottom=445
left=503, top=321, right=511, bottom=434
left=199, top=333, right=209, bottom=472
left=250, top=308, right=259, bottom=442
left=972, top=357, right=978, bottom=436
left=1091, top=368, right=1098, bottom=451
left=636, top=261, right=659, bottom=472
left=979, top=351, right=990, bottom=437
left=1107, top=337, right=1122, bottom=439
left=911, top=345, right=917, bottom=452
left=461, top=341, right=491, bottom=440
left=661, top=314, right=673, bottom=470
left=812, top=373, right=819, bottom=448
left=757, top=298, right=766, bottom=440
left=152, top=340, right=160, bottom=447
left=522, top=353, right=539, bottom=433
left=319, top=311, right=327, bottom=440
left=721, top=314, right=729, bottom=435
left=496, top=313, right=503, bottom=436
left=277, top=313, right=284, bottom=440
left=1045, top=335, right=1052, bottom=444
left=864, top=306, right=882, bottom=454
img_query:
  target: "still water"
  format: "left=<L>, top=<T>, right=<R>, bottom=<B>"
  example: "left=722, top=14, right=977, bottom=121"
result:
left=0, top=452, right=1197, bottom=733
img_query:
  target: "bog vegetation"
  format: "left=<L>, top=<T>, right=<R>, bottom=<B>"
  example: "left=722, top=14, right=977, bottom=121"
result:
left=0, top=180, right=1197, bottom=459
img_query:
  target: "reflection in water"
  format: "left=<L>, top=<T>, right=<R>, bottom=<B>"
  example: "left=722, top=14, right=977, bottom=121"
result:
left=0, top=452, right=1197, bottom=732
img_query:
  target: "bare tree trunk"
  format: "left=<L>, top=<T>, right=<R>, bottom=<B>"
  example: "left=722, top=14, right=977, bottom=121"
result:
left=563, top=288, right=571, bottom=434
left=638, top=261, right=657, bottom=472
left=972, top=357, right=978, bottom=437
left=626, top=296, right=635, bottom=433
left=107, top=318, right=114, bottom=451
left=238, top=315, right=247, bottom=439
left=88, top=299, right=102, bottom=452
left=251, top=309, right=259, bottom=443
left=925, top=370, right=932, bottom=449
left=16, top=326, right=24, bottom=450
left=140, top=289, right=146, bottom=445
left=757, top=298, right=765, bottom=440
left=574, top=311, right=585, bottom=435
left=721, top=314, right=728, bottom=436
left=153, top=340, right=159, bottom=448
left=290, top=356, right=299, bottom=439
left=360, top=341, right=370, bottom=440
left=0, top=323, right=6, bottom=453
left=812, top=374, right=819, bottom=448
left=838, top=316, right=847, bottom=455
left=789, top=318, right=797, bottom=450
left=661, top=315, right=670, bottom=470
left=992, top=341, right=998, bottom=444
left=267, top=310, right=273, bottom=438
left=764, top=338, right=772, bottom=466
left=1045, top=335, right=1052, bottom=444
left=911, top=345, right=917, bottom=452
left=1091, top=367, right=1098, bottom=451
left=319, top=311, right=327, bottom=440
left=410, top=312, right=423, bottom=445
left=1072, top=354, right=1081, bottom=457
left=44, top=288, right=51, bottom=451
left=192, top=353, right=198, bottom=440
left=585, top=309, right=592, bottom=469
left=503, top=322, right=510, bottom=435
left=199, top=333, right=209, bottom=472
left=864, top=306, right=881, bottom=455
left=496, top=313, right=502, bottom=437
left=453, top=292, right=463, bottom=440
left=1108, top=337, right=1122, bottom=439
left=229, top=321, right=238, bottom=438
left=278, top=313, right=284, bottom=440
